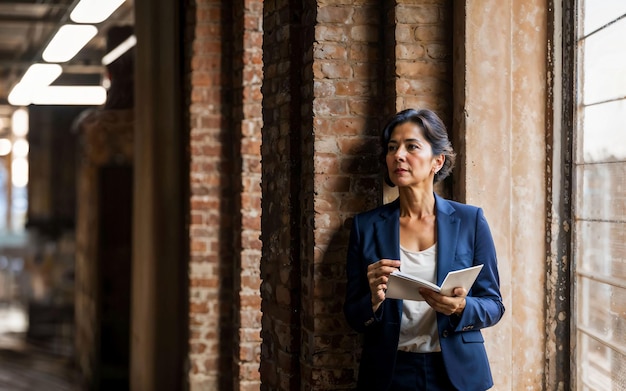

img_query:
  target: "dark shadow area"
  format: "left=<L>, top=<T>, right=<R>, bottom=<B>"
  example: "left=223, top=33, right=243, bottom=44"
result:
left=97, top=165, right=132, bottom=390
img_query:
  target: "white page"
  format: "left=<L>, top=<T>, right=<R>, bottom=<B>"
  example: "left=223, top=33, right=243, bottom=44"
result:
left=386, top=264, right=484, bottom=301
left=438, top=264, right=484, bottom=297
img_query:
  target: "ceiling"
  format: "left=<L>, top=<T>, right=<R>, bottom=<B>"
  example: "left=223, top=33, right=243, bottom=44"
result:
left=0, top=0, right=134, bottom=125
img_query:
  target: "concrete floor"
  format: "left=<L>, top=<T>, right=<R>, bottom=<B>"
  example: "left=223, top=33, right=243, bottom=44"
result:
left=0, top=304, right=78, bottom=391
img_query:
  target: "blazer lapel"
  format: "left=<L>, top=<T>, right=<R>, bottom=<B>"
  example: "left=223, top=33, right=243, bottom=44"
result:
left=373, top=199, right=401, bottom=261
left=373, top=199, right=402, bottom=321
left=435, top=194, right=460, bottom=285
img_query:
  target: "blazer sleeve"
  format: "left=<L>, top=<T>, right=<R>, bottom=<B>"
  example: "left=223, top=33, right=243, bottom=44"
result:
left=446, top=207, right=505, bottom=332
left=343, top=214, right=380, bottom=333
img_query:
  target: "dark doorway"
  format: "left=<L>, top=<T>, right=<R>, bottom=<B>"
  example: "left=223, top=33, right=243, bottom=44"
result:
left=97, top=165, right=132, bottom=390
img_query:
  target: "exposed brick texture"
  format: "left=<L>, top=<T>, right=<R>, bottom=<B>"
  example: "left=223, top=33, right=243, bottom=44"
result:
left=188, top=2, right=233, bottom=389
left=187, top=0, right=453, bottom=389
left=394, top=0, right=453, bottom=120
left=231, top=1, right=264, bottom=390
left=391, top=0, right=454, bottom=199
left=260, top=0, right=310, bottom=389
left=188, top=1, right=263, bottom=390
left=305, top=1, right=387, bottom=389
left=260, top=1, right=453, bottom=389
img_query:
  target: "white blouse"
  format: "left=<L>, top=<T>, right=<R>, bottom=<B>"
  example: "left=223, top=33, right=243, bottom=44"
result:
left=397, top=243, right=441, bottom=353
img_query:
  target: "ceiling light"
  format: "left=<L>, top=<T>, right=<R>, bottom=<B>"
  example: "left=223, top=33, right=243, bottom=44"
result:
left=0, top=139, right=11, bottom=156
left=21, top=64, right=62, bottom=87
left=42, top=24, right=98, bottom=63
left=12, top=158, right=28, bottom=187
left=30, top=86, right=107, bottom=105
left=8, top=84, right=32, bottom=106
left=102, top=34, right=136, bottom=65
left=11, top=109, right=28, bottom=137
left=12, top=139, right=29, bottom=158
left=8, top=64, right=63, bottom=106
left=70, top=0, right=126, bottom=24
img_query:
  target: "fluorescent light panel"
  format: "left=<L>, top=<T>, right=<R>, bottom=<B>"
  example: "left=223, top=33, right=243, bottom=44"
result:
left=70, top=0, right=126, bottom=24
left=10, top=84, right=107, bottom=106
left=31, top=86, right=107, bottom=105
left=42, top=24, right=98, bottom=63
left=8, top=0, right=126, bottom=107
left=8, top=84, right=34, bottom=106
left=8, top=64, right=62, bottom=106
left=21, top=63, right=62, bottom=86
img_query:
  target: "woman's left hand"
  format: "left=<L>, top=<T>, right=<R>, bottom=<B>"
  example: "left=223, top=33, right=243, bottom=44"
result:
left=419, top=287, right=467, bottom=316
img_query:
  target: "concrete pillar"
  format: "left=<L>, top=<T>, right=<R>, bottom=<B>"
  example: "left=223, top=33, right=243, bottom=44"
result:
left=132, top=0, right=186, bottom=390
left=453, top=0, right=548, bottom=389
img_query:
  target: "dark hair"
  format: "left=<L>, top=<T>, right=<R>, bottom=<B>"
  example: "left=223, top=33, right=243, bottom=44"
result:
left=380, top=108, right=456, bottom=186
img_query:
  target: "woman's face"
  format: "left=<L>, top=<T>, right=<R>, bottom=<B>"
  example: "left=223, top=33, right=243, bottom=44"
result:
left=385, top=122, right=443, bottom=188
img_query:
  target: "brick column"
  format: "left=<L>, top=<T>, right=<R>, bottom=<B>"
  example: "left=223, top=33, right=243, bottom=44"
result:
left=260, top=0, right=310, bottom=388
left=385, top=0, right=454, bottom=201
left=394, top=1, right=453, bottom=119
left=188, top=1, right=235, bottom=389
left=187, top=1, right=263, bottom=390
left=261, top=0, right=455, bottom=388
left=261, top=0, right=386, bottom=389
left=231, top=0, right=263, bottom=390
left=304, top=2, right=387, bottom=389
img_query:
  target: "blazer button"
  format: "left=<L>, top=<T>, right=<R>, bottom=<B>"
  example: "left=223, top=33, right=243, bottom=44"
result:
left=442, top=330, right=449, bottom=338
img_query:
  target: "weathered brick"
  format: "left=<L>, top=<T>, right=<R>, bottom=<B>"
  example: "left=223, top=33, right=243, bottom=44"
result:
left=317, top=6, right=354, bottom=24
left=254, top=0, right=452, bottom=390
left=396, top=42, right=426, bottom=60
left=188, top=1, right=263, bottom=390
left=315, top=25, right=349, bottom=42
left=396, top=5, right=440, bottom=24
left=350, top=25, right=379, bottom=42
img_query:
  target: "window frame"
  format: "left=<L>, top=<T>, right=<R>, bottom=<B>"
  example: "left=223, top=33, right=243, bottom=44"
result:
left=570, top=1, right=626, bottom=390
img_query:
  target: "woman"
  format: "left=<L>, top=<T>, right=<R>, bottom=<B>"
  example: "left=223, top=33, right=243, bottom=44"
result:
left=344, top=108, right=505, bottom=390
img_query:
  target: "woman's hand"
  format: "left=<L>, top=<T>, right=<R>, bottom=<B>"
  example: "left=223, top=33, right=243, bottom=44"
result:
left=420, top=287, right=467, bottom=316
left=367, top=259, right=401, bottom=312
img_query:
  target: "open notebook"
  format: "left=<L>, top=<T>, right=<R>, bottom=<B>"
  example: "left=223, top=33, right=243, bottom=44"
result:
left=386, top=264, right=484, bottom=301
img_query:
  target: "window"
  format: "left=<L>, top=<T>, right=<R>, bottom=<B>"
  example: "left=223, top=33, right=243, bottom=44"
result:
left=574, top=1, right=626, bottom=390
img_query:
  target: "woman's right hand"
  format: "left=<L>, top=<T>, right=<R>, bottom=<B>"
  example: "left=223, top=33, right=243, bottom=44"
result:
left=367, top=259, right=401, bottom=312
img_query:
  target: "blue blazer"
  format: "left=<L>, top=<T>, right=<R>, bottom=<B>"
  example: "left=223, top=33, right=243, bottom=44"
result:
left=344, top=194, right=505, bottom=391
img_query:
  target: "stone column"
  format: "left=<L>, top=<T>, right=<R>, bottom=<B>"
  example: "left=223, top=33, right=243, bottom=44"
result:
left=452, top=0, right=548, bottom=388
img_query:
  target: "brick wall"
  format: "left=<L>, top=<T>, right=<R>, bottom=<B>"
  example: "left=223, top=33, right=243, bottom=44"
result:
left=394, top=0, right=453, bottom=118
left=260, top=0, right=453, bottom=389
left=305, top=1, right=387, bottom=389
left=187, top=0, right=263, bottom=389
left=393, top=0, right=453, bottom=197
left=260, top=0, right=309, bottom=388
left=230, top=0, right=263, bottom=390
left=186, top=0, right=453, bottom=389
left=261, top=0, right=387, bottom=389
left=188, top=2, right=233, bottom=389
